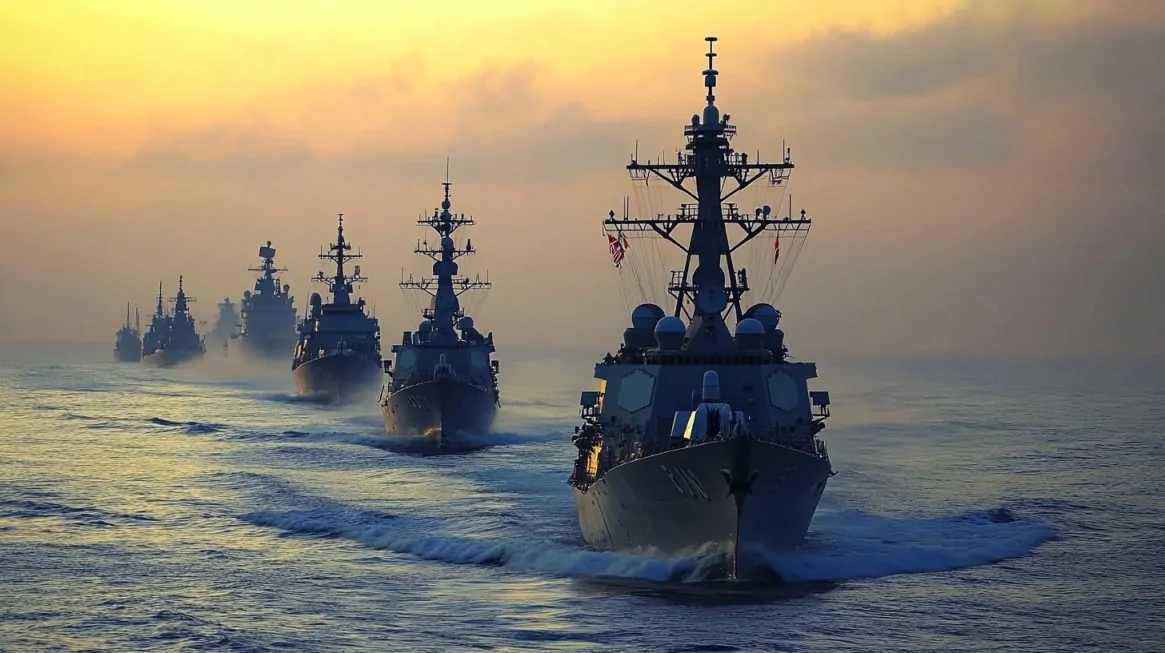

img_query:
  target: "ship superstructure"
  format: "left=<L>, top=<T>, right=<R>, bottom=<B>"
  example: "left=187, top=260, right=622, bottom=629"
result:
left=380, top=176, right=500, bottom=442
left=238, top=241, right=297, bottom=358
left=568, top=38, right=832, bottom=579
left=291, top=215, right=382, bottom=401
left=114, top=304, right=142, bottom=362
left=141, top=277, right=207, bottom=367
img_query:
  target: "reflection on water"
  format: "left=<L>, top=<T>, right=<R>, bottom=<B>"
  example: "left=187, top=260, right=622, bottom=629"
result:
left=576, top=576, right=839, bottom=605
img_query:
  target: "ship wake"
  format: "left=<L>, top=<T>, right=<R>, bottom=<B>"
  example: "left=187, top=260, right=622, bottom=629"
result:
left=373, top=430, right=564, bottom=455
left=240, top=506, right=722, bottom=582
left=240, top=504, right=1054, bottom=585
left=759, top=507, right=1057, bottom=583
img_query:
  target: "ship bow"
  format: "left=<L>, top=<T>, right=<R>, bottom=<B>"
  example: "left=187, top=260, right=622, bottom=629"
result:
left=575, top=438, right=830, bottom=580
left=382, top=378, right=497, bottom=441
left=293, top=354, right=381, bottom=402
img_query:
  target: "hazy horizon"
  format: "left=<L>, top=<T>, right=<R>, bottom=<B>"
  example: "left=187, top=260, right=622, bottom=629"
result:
left=2, top=0, right=1163, bottom=358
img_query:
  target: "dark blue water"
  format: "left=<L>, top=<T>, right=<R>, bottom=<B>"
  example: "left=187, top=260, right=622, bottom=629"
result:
left=1, top=345, right=1161, bottom=651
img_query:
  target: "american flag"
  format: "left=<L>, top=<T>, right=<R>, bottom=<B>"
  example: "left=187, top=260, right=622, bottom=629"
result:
left=608, top=233, right=629, bottom=267
left=773, top=236, right=780, bottom=264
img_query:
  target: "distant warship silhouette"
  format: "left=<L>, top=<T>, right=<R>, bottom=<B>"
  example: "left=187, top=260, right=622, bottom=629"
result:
left=114, top=304, right=141, bottom=362
left=141, top=277, right=207, bottom=367
left=208, top=297, right=239, bottom=356
left=238, top=241, right=297, bottom=358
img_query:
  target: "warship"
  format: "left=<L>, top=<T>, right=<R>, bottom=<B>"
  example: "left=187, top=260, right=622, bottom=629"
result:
left=238, top=241, right=297, bottom=358
left=208, top=297, right=239, bottom=355
left=114, top=304, right=142, bottom=362
left=291, top=215, right=382, bottom=402
left=141, top=277, right=207, bottom=367
left=380, top=176, right=500, bottom=442
left=567, top=37, right=833, bottom=579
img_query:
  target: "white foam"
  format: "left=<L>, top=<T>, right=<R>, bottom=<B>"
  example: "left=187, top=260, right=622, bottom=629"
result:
left=241, top=505, right=1054, bottom=584
left=765, top=508, right=1056, bottom=582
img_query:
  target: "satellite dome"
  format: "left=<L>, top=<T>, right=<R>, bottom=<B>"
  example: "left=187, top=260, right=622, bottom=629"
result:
left=309, top=292, right=322, bottom=307
left=243, top=290, right=252, bottom=299
left=655, top=316, right=685, bottom=351
left=735, top=318, right=765, bottom=350
left=744, top=303, right=780, bottom=330
left=458, top=316, right=475, bottom=331
left=418, top=321, right=433, bottom=334
left=735, top=318, right=764, bottom=336
left=283, top=284, right=290, bottom=293
left=631, top=303, right=664, bottom=330
left=441, top=236, right=454, bottom=251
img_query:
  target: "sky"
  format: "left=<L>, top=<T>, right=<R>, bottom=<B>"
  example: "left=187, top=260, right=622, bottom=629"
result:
left=1, top=0, right=1162, bottom=358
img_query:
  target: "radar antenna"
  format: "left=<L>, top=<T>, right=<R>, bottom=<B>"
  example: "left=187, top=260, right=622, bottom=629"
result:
left=249, top=239, right=290, bottom=300
left=400, top=166, right=492, bottom=333
left=169, top=275, right=197, bottom=323
left=603, top=36, right=814, bottom=350
left=313, top=214, right=366, bottom=306
left=154, top=281, right=165, bottom=318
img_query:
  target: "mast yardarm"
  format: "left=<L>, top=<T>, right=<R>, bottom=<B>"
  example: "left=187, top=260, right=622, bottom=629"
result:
left=400, top=169, right=491, bottom=337
left=313, top=214, right=365, bottom=306
left=170, top=275, right=196, bottom=319
left=250, top=240, right=288, bottom=291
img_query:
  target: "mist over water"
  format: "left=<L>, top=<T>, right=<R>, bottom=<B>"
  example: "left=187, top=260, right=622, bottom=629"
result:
left=1, top=344, right=1160, bottom=651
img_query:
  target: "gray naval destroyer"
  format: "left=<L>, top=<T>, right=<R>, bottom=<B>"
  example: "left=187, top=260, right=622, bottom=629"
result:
left=208, top=297, right=239, bottom=356
left=141, top=277, right=207, bottom=367
left=291, top=215, right=382, bottom=402
left=380, top=177, right=500, bottom=442
left=568, top=37, right=833, bottom=579
left=114, top=304, right=142, bottom=362
left=238, top=241, right=298, bottom=358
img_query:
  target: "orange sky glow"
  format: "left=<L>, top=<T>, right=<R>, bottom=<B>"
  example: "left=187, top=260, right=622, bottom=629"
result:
left=1, top=0, right=1162, bottom=357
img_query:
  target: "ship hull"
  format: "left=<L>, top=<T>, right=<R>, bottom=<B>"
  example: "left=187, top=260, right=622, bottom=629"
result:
left=237, top=333, right=297, bottom=359
left=141, top=348, right=204, bottom=368
left=573, top=438, right=830, bottom=579
left=292, top=354, right=381, bottom=403
left=381, top=378, right=498, bottom=442
left=114, top=349, right=141, bottom=363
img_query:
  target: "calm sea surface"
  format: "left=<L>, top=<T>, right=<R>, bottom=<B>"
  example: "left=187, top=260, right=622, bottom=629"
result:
left=1, top=344, right=1161, bottom=652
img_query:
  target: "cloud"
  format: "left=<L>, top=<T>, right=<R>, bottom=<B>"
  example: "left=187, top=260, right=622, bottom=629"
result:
left=118, top=126, right=320, bottom=181
left=755, top=2, right=1165, bottom=186
left=782, top=18, right=991, bottom=101
left=791, top=104, right=1021, bottom=171
left=3, top=3, right=1165, bottom=356
left=114, top=60, right=658, bottom=187
left=782, top=4, right=1165, bottom=105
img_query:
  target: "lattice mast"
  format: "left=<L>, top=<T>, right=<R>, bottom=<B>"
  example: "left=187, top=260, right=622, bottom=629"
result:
left=313, top=214, right=366, bottom=306
left=170, top=275, right=196, bottom=318
left=400, top=167, right=491, bottom=333
left=604, top=37, right=810, bottom=349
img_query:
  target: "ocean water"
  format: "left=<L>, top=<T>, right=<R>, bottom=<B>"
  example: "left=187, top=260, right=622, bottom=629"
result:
left=0, top=344, right=1161, bottom=652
